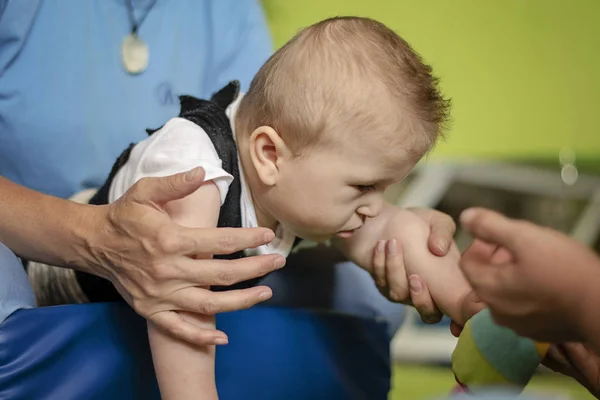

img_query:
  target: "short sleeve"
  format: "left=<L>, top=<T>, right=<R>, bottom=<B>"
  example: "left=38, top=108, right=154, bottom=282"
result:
left=109, top=118, right=233, bottom=204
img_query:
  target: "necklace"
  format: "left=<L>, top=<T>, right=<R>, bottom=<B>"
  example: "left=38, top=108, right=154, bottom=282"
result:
left=121, top=0, right=156, bottom=74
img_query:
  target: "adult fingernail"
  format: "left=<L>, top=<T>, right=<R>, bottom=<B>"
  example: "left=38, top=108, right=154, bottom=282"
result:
left=258, top=290, right=272, bottom=300
left=214, top=336, right=229, bottom=345
left=460, top=208, right=476, bottom=226
left=437, top=240, right=448, bottom=253
left=185, top=167, right=202, bottom=181
left=409, top=276, right=422, bottom=293
left=376, top=240, right=385, bottom=253
left=274, top=257, right=286, bottom=269
left=387, top=239, right=397, bottom=255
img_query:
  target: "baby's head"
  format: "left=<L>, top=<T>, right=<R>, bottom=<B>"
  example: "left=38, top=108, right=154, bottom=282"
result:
left=235, top=17, right=450, bottom=242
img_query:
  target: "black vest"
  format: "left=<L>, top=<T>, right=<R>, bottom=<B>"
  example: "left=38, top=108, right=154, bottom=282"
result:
left=76, top=81, right=260, bottom=302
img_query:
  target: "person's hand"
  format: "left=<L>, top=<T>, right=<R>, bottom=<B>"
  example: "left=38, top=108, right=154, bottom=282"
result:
left=459, top=207, right=600, bottom=343
left=85, top=167, right=286, bottom=346
left=408, top=207, right=457, bottom=256
left=449, top=239, right=508, bottom=337
left=449, top=289, right=486, bottom=337
left=544, top=343, right=600, bottom=399
left=371, top=208, right=458, bottom=324
left=333, top=206, right=457, bottom=325
left=370, top=238, right=443, bottom=323
left=406, top=207, right=459, bottom=324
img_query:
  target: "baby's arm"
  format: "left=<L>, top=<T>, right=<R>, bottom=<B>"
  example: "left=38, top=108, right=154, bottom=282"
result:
left=389, top=208, right=472, bottom=325
left=148, top=181, right=221, bottom=400
left=335, top=205, right=472, bottom=325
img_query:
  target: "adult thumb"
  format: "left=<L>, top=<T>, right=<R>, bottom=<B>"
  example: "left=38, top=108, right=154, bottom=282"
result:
left=130, top=167, right=206, bottom=205
left=460, top=208, right=517, bottom=249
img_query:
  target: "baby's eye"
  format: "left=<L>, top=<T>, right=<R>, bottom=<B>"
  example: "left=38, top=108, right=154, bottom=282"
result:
left=355, top=185, right=376, bottom=193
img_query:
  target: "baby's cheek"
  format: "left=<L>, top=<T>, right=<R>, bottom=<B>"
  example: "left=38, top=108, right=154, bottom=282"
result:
left=302, top=211, right=341, bottom=232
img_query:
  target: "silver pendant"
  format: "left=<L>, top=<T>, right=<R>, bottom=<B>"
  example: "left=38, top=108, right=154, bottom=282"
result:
left=121, top=33, right=149, bottom=74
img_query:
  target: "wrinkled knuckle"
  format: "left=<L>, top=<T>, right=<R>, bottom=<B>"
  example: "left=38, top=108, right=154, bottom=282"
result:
left=216, top=270, right=235, bottom=286
left=200, top=300, right=219, bottom=315
left=217, top=235, right=237, bottom=253
left=141, top=282, right=160, bottom=299
left=156, top=228, right=181, bottom=254
left=151, top=264, right=171, bottom=281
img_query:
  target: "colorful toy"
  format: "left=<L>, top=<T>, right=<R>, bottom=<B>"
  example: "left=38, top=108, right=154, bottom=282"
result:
left=452, top=308, right=550, bottom=395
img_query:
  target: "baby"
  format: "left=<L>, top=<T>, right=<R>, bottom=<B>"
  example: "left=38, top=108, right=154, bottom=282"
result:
left=77, top=16, right=473, bottom=398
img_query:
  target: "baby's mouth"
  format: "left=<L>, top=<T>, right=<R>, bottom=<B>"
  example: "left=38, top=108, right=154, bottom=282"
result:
left=335, top=226, right=362, bottom=239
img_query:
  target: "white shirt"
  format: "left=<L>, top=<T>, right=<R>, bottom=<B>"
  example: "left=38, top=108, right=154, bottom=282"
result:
left=110, top=94, right=296, bottom=258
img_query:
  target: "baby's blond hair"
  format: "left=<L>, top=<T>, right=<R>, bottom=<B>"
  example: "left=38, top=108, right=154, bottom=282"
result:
left=236, top=16, right=450, bottom=158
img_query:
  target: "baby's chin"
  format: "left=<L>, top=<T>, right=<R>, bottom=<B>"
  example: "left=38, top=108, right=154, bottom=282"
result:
left=289, top=228, right=335, bottom=243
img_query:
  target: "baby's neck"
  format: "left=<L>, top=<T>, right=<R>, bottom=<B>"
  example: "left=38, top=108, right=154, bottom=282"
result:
left=235, top=130, right=279, bottom=232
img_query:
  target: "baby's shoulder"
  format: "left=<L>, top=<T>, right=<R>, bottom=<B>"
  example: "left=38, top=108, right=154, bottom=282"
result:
left=133, top=117, right=217, bottom=156
left=148, top=117, right=210, bottom=142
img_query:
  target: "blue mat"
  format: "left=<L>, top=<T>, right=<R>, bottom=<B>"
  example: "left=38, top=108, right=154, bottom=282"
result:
left=0, top=304, right=391, bottom=399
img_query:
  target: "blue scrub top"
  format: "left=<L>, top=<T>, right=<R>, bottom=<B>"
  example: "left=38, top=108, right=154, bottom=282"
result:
left=0, top=0, right=272, bottom=198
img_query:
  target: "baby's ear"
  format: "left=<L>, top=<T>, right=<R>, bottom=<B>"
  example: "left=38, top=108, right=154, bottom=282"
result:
left=248, top=126, right=291, bottom=186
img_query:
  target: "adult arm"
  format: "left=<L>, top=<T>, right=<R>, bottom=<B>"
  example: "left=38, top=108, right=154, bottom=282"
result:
left=459, top=207, right=600, bottom=347
left=0, top=168, right=286, bottom=345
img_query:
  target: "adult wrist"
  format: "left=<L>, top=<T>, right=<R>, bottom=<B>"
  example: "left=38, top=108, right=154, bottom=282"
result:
left=571, top=261, right=600, bottom=346
left=62, top=202, right=112, bottom=279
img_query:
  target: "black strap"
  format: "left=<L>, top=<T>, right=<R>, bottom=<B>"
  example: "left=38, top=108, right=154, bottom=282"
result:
left=77, top=81, right=253, bottom=301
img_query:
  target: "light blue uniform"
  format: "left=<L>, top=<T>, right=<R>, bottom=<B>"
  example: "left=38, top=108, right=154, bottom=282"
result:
left=0, top=0, right=271, bottom=198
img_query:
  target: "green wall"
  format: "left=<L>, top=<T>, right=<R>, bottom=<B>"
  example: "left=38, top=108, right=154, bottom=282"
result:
left=262, top=1, right=600, bottom=161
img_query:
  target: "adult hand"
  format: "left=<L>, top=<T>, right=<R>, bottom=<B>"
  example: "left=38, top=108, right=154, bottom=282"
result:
left=408, top=207, right=459, bottom=324
left=85, top=167, right=286, bottom=345
left=408, top=207, right=457, bottom=256
left=449, top=289, right=486, bottom=337
left=370, top=245, right=443, bottom=325
left=379, top=208, right=458, bottom=324
left=544, top=343, right=600, bottom=399
left=459, top=207, right=600, bottom=343
left=449, top=239, right=508, bottom=337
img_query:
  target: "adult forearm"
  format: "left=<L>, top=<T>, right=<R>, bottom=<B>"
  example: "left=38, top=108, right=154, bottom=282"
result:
left=0, top=177, right=98, bottom=273
left=577, top=262, right=600, bottom=355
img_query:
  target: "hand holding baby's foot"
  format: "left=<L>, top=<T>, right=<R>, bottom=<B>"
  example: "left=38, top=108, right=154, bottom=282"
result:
left=371, top=239, right=443, bottom=324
